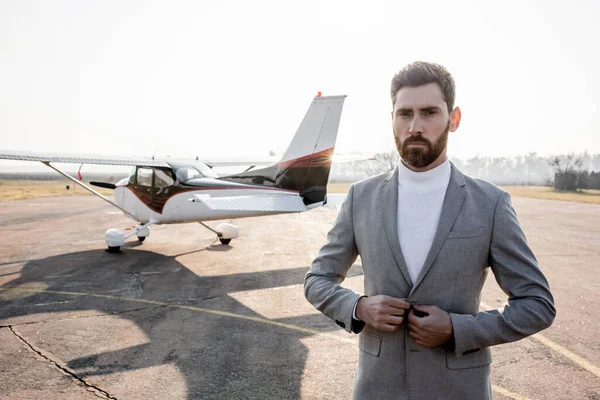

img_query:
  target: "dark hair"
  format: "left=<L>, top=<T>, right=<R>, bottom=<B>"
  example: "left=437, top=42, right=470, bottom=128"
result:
left=390, top=61, right=455, bottom=113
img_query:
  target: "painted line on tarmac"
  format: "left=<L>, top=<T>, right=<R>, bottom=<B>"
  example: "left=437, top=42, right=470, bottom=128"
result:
left=0, top=287, right=532, bottom=400
left=492, top=385, right=531, bottom=400
left=481, top=301, right=600, bottom=379
left=0, top=287, right=353, bottom=343
left=532, top=334, right=600, bottom=379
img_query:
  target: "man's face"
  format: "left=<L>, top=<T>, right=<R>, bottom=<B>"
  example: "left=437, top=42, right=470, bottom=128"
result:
left=392, top=82, right=460, bottom=170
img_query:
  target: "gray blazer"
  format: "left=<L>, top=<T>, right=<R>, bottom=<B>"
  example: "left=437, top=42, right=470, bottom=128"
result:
left=304, top=164, right=555, bottom=400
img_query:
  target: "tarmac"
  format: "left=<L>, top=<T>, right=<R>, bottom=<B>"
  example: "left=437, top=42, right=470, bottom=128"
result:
left=0, top=195, right=599, bottom=399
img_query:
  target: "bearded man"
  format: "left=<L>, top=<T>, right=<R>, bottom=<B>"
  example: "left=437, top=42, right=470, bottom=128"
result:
left=304, top=61, right=555, bottom=399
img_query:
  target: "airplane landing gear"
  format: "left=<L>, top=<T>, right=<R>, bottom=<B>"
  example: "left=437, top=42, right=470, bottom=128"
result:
left=105, top=219, right=156, bottom=252
left=105, top=228, right=125, bottom=252
left=135, top=224, right=150, bottom=242
left=199, top=222, right=239, bottom=245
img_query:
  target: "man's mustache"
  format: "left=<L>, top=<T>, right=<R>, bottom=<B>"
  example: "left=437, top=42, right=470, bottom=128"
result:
left=403, top=137, right=431, bottom=146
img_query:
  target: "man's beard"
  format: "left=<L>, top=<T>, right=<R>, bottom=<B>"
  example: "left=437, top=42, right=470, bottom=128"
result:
left=394, top=122, right=449, bottom=168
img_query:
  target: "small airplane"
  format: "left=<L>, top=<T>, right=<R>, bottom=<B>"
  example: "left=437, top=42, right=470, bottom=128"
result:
left=0, top=94, right=349, bottom=252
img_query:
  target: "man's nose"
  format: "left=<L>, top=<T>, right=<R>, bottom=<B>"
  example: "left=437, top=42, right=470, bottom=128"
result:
left=409, top=116, right=424, bottom=136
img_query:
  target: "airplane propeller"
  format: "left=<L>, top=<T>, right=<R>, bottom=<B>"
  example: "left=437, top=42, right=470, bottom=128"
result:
left=90, top=181, right=116, bottom=190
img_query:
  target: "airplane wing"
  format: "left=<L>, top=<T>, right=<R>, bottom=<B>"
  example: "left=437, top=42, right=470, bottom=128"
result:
left=0, top=150, right=145, bottom=220
left=0, top=150, right=168, bottom=167
left=190, top=194, right=308, bottom=212
left=0, top=151, right=373, bottom=168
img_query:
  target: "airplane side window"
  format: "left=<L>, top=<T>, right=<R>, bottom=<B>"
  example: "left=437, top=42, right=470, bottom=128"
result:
left=137, top=167, right=153, bottom=187
left=129, top=166, right=137, bottom=184
left=154, top=169, right=175, bottom=188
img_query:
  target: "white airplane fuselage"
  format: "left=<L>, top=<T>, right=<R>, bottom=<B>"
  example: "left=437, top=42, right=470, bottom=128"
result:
left=114, top=178, right=302, bottom=224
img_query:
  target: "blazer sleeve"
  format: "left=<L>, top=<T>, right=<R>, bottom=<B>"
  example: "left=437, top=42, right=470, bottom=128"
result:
left=304, top=184, right=363, bottom=334
left=449, top=192, right=556, bottom=355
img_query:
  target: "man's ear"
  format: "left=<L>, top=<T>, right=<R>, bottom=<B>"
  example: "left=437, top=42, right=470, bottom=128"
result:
left=449, top=107, right=461, bottom=132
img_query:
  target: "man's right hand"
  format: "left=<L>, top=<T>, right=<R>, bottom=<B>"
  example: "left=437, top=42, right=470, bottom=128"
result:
left=356, top=295, right=411, bottom=332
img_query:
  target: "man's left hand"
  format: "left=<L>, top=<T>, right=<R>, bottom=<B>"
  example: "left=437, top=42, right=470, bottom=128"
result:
left=408, top=305, right=453, bottom=348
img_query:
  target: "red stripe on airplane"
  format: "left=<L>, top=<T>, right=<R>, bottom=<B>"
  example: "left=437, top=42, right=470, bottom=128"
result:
left=276, top=148, right=334, bottom=168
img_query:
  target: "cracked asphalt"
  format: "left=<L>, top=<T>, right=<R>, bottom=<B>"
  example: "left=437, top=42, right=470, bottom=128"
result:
left=1, top=195, right=599, bottom=399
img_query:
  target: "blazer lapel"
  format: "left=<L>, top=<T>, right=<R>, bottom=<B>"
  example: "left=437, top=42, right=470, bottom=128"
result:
left=382, top=168, right=413, bottom=288
left=409, top=163, right=467, bottom=295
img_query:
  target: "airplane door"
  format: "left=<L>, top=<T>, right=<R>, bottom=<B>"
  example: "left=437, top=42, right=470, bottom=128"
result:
left=151, top=168, right=176, bottom=218
left=126, top=167, right=154, bottom=220
left=125, top=167, right=177, bottom=220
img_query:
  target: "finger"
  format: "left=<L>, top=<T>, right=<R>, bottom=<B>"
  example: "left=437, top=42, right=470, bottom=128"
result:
left=408, top=322, right=425, bottom=334
left=373, top=314, right=403, bottom=327
left=409, top=330, right=425, bottom=342
left=374, top=307, right=404, bottom=319
left=381, top=315, right=404, bottom=325
left=408, top=324, right=428, bottom=339
left=383, top=306, right=406, bottom=317
left=386, top=323, right=402, bottom=331
left=386, top=297, right=411, bottom=310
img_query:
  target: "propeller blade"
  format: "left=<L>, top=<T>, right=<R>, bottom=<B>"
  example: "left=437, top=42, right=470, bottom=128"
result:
left=90, top=181, right=116, bottom=190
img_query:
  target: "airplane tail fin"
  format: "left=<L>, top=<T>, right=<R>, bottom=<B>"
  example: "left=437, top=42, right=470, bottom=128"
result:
left=221, top=94, right=346, bottom=206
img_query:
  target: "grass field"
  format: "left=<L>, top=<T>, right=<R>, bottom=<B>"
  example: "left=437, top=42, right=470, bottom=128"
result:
left=1, top=180, right=599, bottom=205
left=327, top=182, right=600, bottom=205
left=501, top=185, right=600, bottom=204
left=0, top=180, right=113, bottom=202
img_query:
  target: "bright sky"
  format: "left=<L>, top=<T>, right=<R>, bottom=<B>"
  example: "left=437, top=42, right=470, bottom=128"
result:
left=1, top=0, right=599, bottom=163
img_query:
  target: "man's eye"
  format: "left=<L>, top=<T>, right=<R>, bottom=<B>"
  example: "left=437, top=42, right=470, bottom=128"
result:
left=424, top=110, right=437, bottom=116
left=397, top=111, right=410, bottom=117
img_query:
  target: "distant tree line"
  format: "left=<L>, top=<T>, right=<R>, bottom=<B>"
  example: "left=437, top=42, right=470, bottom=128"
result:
left=548, top=154, right=600, bottom=191
left=331, top=151, right=600, bottom=191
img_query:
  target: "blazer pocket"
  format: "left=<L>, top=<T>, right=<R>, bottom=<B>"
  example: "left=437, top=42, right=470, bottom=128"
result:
left=447, top=227, right=487, bottom=239
left=359, top=332, right=382, bottom=357
left=446, top=347, right=492, bottom=370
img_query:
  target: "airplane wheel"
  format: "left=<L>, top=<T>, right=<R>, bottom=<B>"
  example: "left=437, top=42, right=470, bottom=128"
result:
left=107, top=246, right=121, bottom=253
left=219, top=238, right=231, bottom=245
left=137, top=236, right=146, bottom=242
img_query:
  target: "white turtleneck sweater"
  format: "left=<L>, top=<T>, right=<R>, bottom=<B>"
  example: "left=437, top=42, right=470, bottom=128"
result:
left=397, top=158, right=451, bottom=284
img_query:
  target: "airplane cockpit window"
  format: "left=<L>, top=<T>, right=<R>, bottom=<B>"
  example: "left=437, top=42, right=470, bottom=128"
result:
left=154, top=169, right=175, bottom=188
left=176, top=167, right=204, bottom=182
left=137, top=167, right=153, bottom=187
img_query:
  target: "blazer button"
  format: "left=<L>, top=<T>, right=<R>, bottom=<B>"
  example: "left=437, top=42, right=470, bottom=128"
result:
left=335, top=320, right=346, bottom=329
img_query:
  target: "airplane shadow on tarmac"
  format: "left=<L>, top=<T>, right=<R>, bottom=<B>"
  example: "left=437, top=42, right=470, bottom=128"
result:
left=0, top=249, right=364, bottom=399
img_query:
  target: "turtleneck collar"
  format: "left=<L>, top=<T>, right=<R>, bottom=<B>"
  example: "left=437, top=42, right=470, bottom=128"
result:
left=397, top=158, right=451, bottom=191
